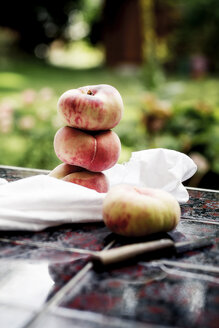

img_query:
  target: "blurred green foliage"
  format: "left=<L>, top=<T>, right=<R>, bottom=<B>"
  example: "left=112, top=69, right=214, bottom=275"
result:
left=0, top=54, right=144, bottom=169
left=0, top=54, right=218, bottom=188
left=140, top=93, right=219, bottom=176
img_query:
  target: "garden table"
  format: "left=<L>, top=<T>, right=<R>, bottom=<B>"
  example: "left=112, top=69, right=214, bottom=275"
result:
left=0, top=165, right=218, bottom=328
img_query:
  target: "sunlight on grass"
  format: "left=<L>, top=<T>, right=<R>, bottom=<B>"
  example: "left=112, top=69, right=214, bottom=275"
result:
left=0, top=136, right=27, bottom=165
left=48, top=41, right=104, bottom=69
left=0, top=72, right=27, bottom=89
left=158, top=78, right=219, bottom=106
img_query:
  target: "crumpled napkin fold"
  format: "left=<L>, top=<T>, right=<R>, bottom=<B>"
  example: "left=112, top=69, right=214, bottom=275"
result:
left=0, top=148, right=197, bottom=231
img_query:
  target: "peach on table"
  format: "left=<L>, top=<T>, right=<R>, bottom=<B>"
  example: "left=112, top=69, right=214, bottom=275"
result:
left=102, top=184, right=181, bottom=237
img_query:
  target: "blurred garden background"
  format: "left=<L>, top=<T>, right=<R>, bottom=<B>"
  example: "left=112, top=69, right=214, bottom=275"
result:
left=0, top=0, right=218, bottom=189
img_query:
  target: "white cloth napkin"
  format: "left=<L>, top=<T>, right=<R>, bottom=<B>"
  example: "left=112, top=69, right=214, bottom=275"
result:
left=0, top=148, right=197, bottom=231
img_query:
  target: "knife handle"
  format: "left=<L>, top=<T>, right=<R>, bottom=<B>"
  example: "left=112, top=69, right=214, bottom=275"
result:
left=92, top=239, right=174, bottom=266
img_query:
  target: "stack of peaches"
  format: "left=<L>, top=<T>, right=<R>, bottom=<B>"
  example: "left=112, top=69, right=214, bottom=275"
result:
left=49, top=84, right=124, bottom=193
left=50, top=84, right=181, bottom=238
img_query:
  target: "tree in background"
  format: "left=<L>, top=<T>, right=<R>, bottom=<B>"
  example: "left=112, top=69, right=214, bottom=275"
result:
left=1, top=0, right=219, bottom=73
left=91, top=0, right=219, bottom=74
left=161, top=0, right=219, bottom=73
left=98, top=0, right=143, bottom=67
left=0, top=0, right=80, bottom=54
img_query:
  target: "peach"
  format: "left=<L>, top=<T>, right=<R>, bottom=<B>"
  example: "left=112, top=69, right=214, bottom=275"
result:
left=57, top=84, right=124, bottom=131
left=49, top=163, right=83, bottom=179
left=53, top=126, right=121, bottom=172
left=49, top=163, right=109, bottom=193
left=102, top=184, right=181, bottom=237
left=63, top=171, right=109, bottom=193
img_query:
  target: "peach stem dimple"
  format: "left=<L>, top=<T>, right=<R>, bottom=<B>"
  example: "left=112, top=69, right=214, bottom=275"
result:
left=87, top=90, right=94, bottom=96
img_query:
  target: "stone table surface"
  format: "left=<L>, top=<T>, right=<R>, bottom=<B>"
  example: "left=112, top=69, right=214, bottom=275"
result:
left=0, top=165, right=218, bottom=328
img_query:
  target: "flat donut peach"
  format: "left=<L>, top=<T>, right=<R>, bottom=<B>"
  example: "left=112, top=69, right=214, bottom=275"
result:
left=57, top=84, right=124, bottom=131
left=63, top=171, right=109, bottom=193
left=49, top=163, right=83, bottom=179
left=49, top=163, right=109, bottom=193
left=103, top=185, right=181, bottom=237
left=53, top=126, right=121, bottom=172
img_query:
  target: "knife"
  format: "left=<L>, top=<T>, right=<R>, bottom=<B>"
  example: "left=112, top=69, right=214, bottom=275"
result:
left=91, top=237, right=214, bottom=266
left=0, top=236, right=213, bottom=267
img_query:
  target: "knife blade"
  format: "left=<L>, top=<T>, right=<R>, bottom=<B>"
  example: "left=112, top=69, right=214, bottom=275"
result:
left=91, top=237, right=214, bottom=266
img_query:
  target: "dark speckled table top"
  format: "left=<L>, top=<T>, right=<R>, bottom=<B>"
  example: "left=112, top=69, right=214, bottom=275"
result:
left=0, top=165, right=218, bottom=328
